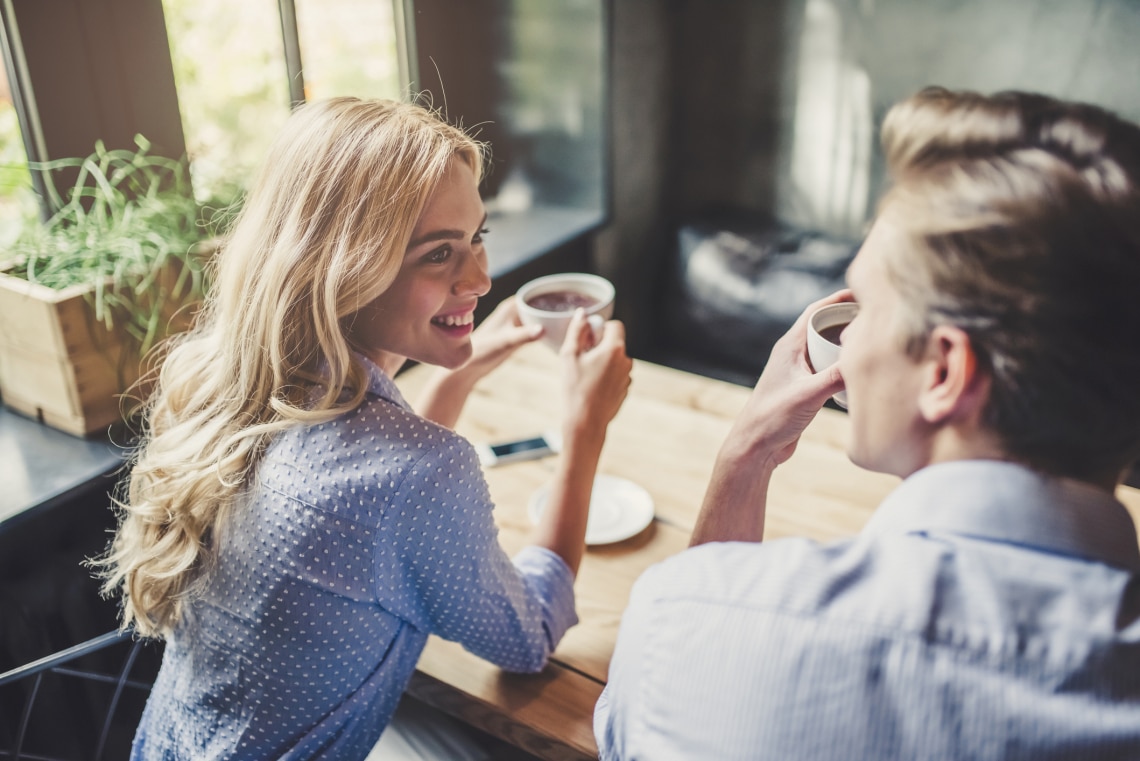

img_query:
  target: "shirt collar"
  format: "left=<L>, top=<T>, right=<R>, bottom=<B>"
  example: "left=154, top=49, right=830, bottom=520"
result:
left=863, top=460, right=1140, bottom=571
left=357, top=353, right=412, bottom=412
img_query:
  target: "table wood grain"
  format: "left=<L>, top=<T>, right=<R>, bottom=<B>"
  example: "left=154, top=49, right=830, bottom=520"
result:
left=396, top=343, right=1140, bottom=760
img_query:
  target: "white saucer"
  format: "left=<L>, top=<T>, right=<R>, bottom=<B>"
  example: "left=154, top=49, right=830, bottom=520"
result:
left=528, top=475, right=655, bottom=545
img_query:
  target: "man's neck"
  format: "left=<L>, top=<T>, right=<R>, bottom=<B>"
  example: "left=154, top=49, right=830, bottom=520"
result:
left=921, top=431, right=1121, bottom=495
left=909, top=421, right=1008, bottom=477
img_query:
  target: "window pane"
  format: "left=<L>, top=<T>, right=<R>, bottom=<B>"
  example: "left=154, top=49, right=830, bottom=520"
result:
left=161, top=0, right=292, bottom=202
left=499, top=0, right=606, bottom=212
left=0, top=42, right=37, bottom=248
left=294, top=0, right=402, bottom=100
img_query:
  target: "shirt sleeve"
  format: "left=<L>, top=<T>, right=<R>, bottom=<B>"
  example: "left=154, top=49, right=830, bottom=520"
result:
left=372, top=434, right=577, bottom=673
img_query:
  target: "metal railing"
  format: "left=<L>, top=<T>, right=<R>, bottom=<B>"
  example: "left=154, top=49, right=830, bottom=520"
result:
left=0, top=630, right=152, bottom=761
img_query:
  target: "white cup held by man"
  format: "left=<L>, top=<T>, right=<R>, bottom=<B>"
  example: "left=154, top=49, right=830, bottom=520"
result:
left=807, top=301, right=858, bottom=409
left=516, top=273, right=615, bottom=350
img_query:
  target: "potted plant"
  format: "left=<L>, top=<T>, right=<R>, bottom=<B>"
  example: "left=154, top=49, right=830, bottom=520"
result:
left=0, top=136, right=233, bottom=436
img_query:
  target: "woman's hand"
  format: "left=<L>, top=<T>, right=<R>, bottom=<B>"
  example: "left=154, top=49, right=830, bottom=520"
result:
left=465, top=297, right=545, bottom=382
left=530, top=309, right=632, bottom=576
left=559, top=309, right=633, bottom=443
left=416, top=297, right=543, bottom=428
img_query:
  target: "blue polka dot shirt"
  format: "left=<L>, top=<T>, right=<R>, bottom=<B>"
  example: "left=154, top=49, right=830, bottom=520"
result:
left=131, top=357, right=578, bottom=760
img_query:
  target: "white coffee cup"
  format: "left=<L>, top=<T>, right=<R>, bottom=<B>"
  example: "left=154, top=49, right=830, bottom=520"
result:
left=807, top=301, right=858, bottom=409
left=516, top=273, right=615, bottom=350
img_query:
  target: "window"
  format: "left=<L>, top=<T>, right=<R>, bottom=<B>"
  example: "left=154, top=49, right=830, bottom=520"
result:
left=2, top=0, right=607, bottom=276
left=161, top=0, right=403, bottom=203
left=161, top=0, right=292, bottom=202
left=294, top=0, right=402, bottom=101
left=0, top=22, right=37, bottom=248
left=411, top=0, right=609, bottom=274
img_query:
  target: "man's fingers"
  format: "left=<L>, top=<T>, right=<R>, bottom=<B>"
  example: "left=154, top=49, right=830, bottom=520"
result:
left=792, top=289, right=855, bottom=332
left=805, top=362, right=845, bottom=404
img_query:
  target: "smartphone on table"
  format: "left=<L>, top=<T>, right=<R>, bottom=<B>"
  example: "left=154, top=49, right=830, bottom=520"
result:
left=475, top=430, right=562, bottom=467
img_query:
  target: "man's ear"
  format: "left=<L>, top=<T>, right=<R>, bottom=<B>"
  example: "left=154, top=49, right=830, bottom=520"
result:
left=917, top=326, right=989, bottom=424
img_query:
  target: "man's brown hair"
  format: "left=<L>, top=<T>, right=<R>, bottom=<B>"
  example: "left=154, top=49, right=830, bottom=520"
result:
left=878, top=87, right=1140, bottom=483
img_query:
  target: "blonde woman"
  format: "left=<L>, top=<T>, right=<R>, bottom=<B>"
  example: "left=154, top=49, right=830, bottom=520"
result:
left=100, top=97, right=632, bottom=759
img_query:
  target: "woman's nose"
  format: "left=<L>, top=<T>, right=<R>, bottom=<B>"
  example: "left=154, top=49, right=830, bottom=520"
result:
left=454, top=251, right=491, bottom=297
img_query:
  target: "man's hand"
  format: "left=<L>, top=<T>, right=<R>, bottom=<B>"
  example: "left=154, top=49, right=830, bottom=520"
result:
left=725, top=290, right=851, bottom=467
left=689, top=290, right=851, bottom=546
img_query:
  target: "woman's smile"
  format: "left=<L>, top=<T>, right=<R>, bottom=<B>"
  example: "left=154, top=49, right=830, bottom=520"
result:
left=431, top=308, right=477, bottom=336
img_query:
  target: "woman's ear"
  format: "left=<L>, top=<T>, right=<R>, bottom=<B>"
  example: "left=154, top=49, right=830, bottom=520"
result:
left=917, top=326, right=989, bottom=424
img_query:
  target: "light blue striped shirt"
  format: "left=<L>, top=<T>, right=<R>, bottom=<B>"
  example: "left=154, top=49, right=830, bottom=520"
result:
left=133, top=357, right=577, bottom=760
left=595, top=460, right=1140, bottom=760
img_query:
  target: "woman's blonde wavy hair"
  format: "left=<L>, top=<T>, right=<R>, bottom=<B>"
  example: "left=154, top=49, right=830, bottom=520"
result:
left=98, top=97, right=484, bottom=638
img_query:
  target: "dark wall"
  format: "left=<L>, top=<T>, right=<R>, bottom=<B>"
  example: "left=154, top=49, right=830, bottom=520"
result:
left=665, top=1, right=790, bottom=219
left=596, top=0, right=796, bottom=356
left=590, top=0, right=668, bottom=357
left=3, top=0, right=186, bottom=203
left=597, top=0, right=1140, bottom=356
left=406, top=0, right=513, bottom=196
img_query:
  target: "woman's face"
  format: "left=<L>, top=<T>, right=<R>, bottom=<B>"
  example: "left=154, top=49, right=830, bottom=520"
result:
left=351, top=157, right=491, bottom=374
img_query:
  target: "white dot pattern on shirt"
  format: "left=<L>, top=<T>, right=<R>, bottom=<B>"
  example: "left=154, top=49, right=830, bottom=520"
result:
left=132, top=362, right=576, bottom=759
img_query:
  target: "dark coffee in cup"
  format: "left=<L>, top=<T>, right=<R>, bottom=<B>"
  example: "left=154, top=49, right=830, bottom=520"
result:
left=516, top=272, right=615, bottom=350
left=524, top=289, right=600, bottom=313
left=818, top=322, right=848, bottom=345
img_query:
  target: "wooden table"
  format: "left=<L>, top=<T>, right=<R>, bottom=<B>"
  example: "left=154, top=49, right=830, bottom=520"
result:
left=395, top=344, right=1140, bottom=760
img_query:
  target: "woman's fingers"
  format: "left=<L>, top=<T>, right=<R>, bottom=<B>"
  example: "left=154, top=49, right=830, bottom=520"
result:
left=560, top=309, right=591, bottom=356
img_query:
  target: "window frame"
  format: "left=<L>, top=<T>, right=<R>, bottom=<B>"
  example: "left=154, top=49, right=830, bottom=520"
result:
left=1, top=0, right=611, bottom=276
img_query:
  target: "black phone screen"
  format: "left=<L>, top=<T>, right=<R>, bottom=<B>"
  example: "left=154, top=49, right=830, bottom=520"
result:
left=490, top=437, right=550, bottom=457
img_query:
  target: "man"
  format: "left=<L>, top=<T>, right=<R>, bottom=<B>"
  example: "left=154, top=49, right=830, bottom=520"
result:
left=595, top=87, right=1140, bottom=760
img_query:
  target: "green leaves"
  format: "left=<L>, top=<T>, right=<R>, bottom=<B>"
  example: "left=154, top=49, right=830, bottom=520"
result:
left=6, top=135, right=234, bottom=354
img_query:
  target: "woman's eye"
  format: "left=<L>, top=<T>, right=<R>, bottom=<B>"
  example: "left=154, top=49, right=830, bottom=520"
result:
left=425, top=246, right=451, bottom=264
left=472, top=227, right=490, bottom=245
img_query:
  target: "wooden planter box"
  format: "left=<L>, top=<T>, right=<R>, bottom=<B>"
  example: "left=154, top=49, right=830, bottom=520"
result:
left=0, top=265, right=198, bottom=437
